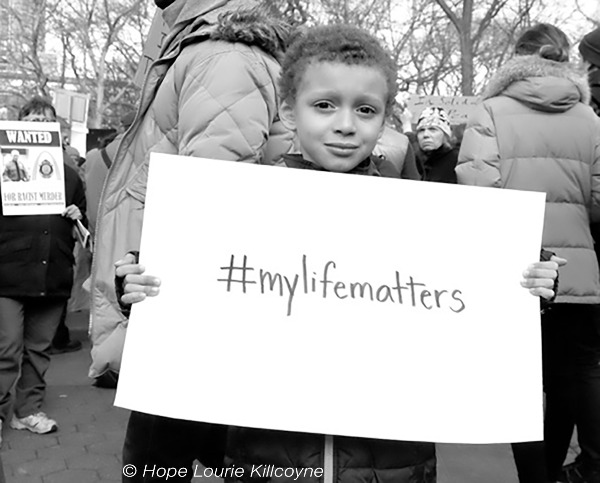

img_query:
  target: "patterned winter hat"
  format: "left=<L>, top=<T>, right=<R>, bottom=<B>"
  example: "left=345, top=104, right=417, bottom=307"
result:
left=416, top=107, right=452, bottom=139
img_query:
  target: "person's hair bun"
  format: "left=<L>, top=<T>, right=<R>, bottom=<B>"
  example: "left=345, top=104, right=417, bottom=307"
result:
left=514, top=24, right=570, bottom=61
left=539, top=44, right=569, bottom=62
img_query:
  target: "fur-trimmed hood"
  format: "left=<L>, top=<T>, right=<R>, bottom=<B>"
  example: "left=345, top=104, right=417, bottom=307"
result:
left=210, top=8, right=289, bottom=60
left=162, top=0, right=289, bottom=61
left=483, top=55, right=590, bottom=111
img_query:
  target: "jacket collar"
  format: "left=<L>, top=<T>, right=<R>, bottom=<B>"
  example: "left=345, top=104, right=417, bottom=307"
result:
left=281, top=154, right=380, bottom=176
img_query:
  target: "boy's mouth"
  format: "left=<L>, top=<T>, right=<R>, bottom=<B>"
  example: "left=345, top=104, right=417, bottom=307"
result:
left=325, top=142, right=359, bottom=155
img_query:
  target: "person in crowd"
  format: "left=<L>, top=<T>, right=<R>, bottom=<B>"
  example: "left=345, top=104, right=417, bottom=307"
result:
left=456, top=23, right=600, bottom=483
left=551, top=24, right=600, bottom=483
left=49, top=308, right=84, bottom=354
left=579, top=26, right=600, bottom=115
left=88, top=0, right=293, bottom=480
left=49, top=114, right=90, bottom=354
left=415, top=106, right=458, bottom=183
left=83, top=111, right=133, bottom=238
left=0, top=96, right=87, bottom=442
left=57, top=117, right=87, bottom=194
left=115, top=23, right=568, bottom=483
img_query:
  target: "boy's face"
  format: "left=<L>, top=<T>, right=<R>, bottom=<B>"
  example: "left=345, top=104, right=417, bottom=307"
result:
left=281, top=61, right=387, bottom=173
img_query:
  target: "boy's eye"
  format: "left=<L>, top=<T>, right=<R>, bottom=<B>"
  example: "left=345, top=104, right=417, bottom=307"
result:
left=357, top=105, right=376, bottom=115
left=314, top=101, right=334, bottom=110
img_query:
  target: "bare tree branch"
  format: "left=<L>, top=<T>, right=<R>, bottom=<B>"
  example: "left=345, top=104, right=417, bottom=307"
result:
left=434, top=0, right=461, bottom=33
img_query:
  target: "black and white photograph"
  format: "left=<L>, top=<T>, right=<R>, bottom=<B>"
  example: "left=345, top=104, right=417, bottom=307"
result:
left=0, top=1, right=599, bottom=483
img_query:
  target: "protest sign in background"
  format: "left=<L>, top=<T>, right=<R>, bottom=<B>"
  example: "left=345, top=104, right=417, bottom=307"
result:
left=406, top=94, right=480, bottom=125
left=115, top=154, right=546, bottom=444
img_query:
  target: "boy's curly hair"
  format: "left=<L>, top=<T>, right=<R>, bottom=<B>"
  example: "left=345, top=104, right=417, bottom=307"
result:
left=279, top=24, right=398, bottom=115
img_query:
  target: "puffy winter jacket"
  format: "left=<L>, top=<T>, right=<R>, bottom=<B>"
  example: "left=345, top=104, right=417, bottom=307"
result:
left=373, top=126, right=421, bottom=180
left=456, top=55, right=600, bottom=304
left=88, top=0, right=293, bottom=378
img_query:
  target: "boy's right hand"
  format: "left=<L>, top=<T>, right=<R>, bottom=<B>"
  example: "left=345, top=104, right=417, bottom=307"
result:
left=115, top=253, right=161, bottom=305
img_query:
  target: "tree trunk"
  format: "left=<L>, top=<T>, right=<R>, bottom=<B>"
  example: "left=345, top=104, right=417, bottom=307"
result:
left=460, top=0, right=474, bottom=95
left=460, top=33, right=474, bottom=95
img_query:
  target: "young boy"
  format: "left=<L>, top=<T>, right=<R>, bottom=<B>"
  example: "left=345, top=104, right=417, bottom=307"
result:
left=116, top=24, right=564, bottom=483
left=275, top=25, right=396, bottom=176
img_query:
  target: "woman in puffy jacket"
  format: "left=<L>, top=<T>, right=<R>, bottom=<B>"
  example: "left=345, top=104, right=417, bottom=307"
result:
left=456, top=23, right=600, bottom=483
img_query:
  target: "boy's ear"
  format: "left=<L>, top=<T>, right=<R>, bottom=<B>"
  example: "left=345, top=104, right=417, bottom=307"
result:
left=279, top=100, right=297, bottom=132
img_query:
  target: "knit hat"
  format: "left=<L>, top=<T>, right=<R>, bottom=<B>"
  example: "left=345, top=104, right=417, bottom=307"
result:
left=416, top=106, right=452, bottom=139
left=579, top=27, right=600, bottom=68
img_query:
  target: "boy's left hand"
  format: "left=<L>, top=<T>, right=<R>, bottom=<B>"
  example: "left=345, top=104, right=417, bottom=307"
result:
left=62, top=204, right=82, bottom=221
left=520, top=255, right=567, bottom=299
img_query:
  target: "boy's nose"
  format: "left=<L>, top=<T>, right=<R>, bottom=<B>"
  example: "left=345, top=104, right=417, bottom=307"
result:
left=334, top=109, right=356, bottom=134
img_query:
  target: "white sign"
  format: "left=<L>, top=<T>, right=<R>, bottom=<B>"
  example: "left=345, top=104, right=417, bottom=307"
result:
left=0, top=121, right=65, bottom=215
left=115, top=153, right=546, bottom=444
left=54, top=89, right=89, bottom=125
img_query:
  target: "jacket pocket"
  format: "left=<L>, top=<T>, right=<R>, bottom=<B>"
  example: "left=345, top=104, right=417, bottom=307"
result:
left=124, top=162, right=148, bottom=204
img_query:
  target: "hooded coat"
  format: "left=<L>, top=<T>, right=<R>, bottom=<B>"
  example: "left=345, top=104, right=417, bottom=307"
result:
left=456, top=55, right=600, bottom=304
left=88, top=0, right=293, bottom=378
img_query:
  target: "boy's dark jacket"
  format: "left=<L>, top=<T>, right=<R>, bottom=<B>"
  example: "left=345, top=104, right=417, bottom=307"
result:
left=0, top=162, right=86, bottom=297
left=226, top=153, right=437, bottom=483
left=275, top=153, right=384, bottom=176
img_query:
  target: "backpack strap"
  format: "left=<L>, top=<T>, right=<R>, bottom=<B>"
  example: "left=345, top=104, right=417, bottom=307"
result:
left=100, top=148, right=112, bottom=169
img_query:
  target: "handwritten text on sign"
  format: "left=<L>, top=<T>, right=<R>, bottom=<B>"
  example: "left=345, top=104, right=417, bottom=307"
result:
left=217, top=254, right=465, bottom=316
left=116, top=154, right=546, bottom=444
left=406, top=94, right=480, bottom=125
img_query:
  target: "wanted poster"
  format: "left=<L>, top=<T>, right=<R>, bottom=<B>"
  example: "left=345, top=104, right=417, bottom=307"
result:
left=0, top=120, right=65, bottom=215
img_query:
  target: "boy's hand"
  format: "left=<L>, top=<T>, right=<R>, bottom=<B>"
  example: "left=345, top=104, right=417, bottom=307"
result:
left=520, top=255, right=567, bottom=299
left=62, top=204, right=82, bottom=220
left=115, top=253, right=161, bottom=305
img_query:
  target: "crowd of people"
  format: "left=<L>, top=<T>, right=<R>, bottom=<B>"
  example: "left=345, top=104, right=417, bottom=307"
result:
left=1, top=0, right=600, bottom=483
